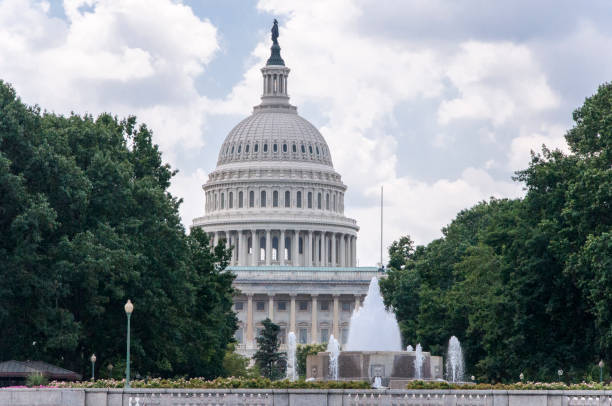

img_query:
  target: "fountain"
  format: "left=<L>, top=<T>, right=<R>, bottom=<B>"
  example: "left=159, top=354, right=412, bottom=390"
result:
left=406, top=345, right=414, bottom=352
left=326, top=335, right=340, bottom=380
left=306, top=277, right=444, bottom=387
left=345, top=277, right=402, bottom=351
left=414, top=343, right=424, bottom=380
left=446, top=336, right=465, bottom=383
left=286, top=332, right=297, bottom=381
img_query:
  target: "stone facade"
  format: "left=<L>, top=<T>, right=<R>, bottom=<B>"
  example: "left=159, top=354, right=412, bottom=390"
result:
left=191, top=27, right=379, bottom=356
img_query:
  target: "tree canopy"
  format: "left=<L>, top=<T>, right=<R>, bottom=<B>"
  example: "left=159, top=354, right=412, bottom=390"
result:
left=0, top=81, right=237, bottom=379
left=381, top=82, right=612, bottom=383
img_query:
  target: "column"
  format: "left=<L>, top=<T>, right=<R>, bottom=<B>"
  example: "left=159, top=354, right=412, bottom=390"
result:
left=265, top=229, right=272, bottom=265
left=331, top=233, right=337, bottom=267
left=354, top=295, right=361, bottom=311
left=351, top=236, right=357, bottom=266
left=280, top=229, right=286, bottom=266
left=213, top=231, right=219, bottom=247
left=311, top=294, right=318, bottom=344
left=290, top=293, right=297, bottom=334
left=307, top=230, right=313, bottom=266
left=332, top=294, right=340, bottom=339
left=268, top=294, right=275, bottom=322
left=246, top=294, right=254, bottom=348
left=292, top=231, right=299, bottom=266
left=322, top=233, right=328, bottom=267
left=251, top=229, right=258, bottom=266
left=316, top=233, right=321, bottom=266
left=238, top=230, right=245, bottom=265
left=339, top=234, right=346, bottom=267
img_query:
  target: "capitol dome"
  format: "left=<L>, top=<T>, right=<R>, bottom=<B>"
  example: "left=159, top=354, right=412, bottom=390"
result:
left=192, top=21, right=358, bottom=269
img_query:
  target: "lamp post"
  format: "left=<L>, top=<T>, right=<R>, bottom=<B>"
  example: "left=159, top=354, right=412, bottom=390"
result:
left=90, top=354, right=96, bottom=381
left=599, top=360, right=604, bottom=383
left=557, top=369, right=563, bottom=382
left=124, top=299, right=134, bottom=388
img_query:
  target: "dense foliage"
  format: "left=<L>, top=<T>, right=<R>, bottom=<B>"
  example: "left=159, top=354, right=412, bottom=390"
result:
left=380, top=83, right=612, bottom=383
left=0, top=81, right=237, bottom=379
left=253, top=318, right=286, bottom=380
left=51, top=377, right=371, bottom=389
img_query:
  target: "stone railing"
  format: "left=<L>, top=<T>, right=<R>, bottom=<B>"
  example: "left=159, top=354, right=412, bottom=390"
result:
left=2, top=388, right=612, bottom=406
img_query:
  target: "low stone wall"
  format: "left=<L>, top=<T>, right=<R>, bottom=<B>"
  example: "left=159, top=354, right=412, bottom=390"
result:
left=1, top=388, right=612, bottom=406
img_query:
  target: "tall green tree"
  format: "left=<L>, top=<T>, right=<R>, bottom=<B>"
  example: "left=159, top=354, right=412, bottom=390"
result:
left=253, top=318, right=285, bottom=380
left=0, top=81, right=236, bottom=378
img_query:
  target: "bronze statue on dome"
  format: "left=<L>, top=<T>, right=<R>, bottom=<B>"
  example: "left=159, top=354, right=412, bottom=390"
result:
left=271, top=19, right=279, bottom=44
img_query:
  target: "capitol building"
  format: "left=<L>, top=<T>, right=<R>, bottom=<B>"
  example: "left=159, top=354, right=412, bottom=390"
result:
left=192, top=21, right=382, bottom=357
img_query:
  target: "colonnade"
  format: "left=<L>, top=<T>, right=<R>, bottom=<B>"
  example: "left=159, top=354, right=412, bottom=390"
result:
left=211, top=229, right=357, bottom=267
left=242, top=293, right=363, bottom=348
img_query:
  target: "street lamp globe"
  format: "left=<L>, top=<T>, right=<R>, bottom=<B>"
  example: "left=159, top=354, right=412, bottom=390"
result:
left=124, top=299, right=134, bottom=314
left=90, top=354, right=96, bottom=363
left=599, top=360, right=604, bottom=368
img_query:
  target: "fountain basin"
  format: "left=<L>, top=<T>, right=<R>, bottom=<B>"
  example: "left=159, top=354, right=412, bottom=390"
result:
left=306, top=350, right=443, bottom=387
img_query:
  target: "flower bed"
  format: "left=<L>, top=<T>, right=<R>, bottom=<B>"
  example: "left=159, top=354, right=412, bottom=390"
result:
left=404, top=381, right=612, bottom=390
left=50, top=377, right=371, bottom=389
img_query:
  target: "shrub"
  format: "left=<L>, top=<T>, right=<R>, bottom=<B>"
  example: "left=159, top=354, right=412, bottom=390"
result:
left=26, top=372, right=48, bottom=387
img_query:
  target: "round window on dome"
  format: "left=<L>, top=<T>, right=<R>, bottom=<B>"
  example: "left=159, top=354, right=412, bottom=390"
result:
left=309, top=145, right=313, bottom=154
left=264, top=144, right=268, bottom=152
left=292, top=144, right=297, bottom=153
left=254, top=144, right=259, bottom=152
left=246, top=144, right=250, bottom=153
left=273, top=144, right=278, bottom=152
left=301, top=145, right=305, bottom=153
left=283, top=144, right=287, bottom=152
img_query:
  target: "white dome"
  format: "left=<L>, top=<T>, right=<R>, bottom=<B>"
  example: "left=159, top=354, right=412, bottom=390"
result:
left=217, top=110, right=333, bottom=167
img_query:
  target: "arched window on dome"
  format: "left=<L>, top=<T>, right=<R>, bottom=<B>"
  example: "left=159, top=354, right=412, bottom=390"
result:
left=307, top=192, right=312, bottom=208
left=214, top=193, right=218, bottom=210
left=238, top=191, right=243, bottom=208
left=246, top=144, right=250, bottom=153
left=299, top=237, right=303, bottom=254
left=229, top=192, right=234, bottom=209
left=273, top=143, right=278, bottom=153
left=254, top=143, right=259, bottom=153
left=237, top=144, right=241, bottom=154
left=273, top=191, right=278, bottom=207
left=283, top=144, right=287, bottom=152
left=292, top=144, right=297, bottom=153
left=284, top=191, right=290, bottom=207
left=317, top=193, right=322, bottom=209
left=231, top=145, right=235, bottom=154
left=332, top=194, right=336, bottom=212
left=264, top=143, right=268, bottom=152
left=249, top=191, right=254, bottom=208
left=272, top=237, right=278, bottom=261
left=301, top=144, right=306, bottom=153
left=326, top=193, right=329, bottom=210
left=297, top=191, right=302, bottom=208
left=261, top=190, right=267, bottom=207
left=316, top=146, right=320, bottom=155
left=260, top=237, right=266, bottom=261
left=285, top=237, right=291, bottom=261
left=309, top=145, right=313, bottom=154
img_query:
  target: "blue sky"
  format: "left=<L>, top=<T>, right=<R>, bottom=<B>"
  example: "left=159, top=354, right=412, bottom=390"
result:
left=1, top=0, right=611, bottom=265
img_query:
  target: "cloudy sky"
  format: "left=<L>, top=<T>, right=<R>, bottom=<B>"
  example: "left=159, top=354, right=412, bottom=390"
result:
left=2, top=0, right=611, bottom=266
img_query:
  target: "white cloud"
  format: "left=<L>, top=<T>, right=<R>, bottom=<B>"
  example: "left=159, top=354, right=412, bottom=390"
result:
left=509, top=124, right=569, bottom=171
left=0, top=0, right=219, bottom=156
left=439, top=41, right=560, bottom=126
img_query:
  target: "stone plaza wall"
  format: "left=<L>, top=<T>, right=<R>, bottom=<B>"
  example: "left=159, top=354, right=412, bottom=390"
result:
left=2, top=388, right=612, bottom=406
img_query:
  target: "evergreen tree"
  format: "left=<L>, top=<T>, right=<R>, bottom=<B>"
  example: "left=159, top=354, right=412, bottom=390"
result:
left=253, top=318, right=285, bottom=380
